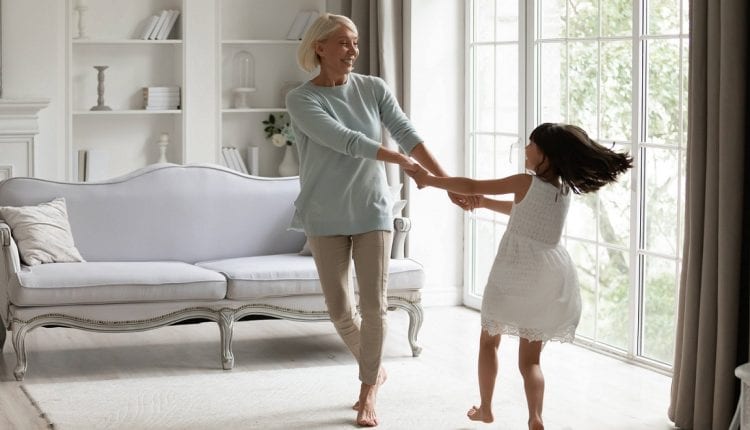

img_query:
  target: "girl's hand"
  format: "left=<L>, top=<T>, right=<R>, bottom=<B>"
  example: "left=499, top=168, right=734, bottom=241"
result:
left=449, top=193, right=482, bottom=211
left=401, top=157, right=421, bottom=175
left=471, top=195, right=485, bottom=209
left=408, top=164, right=431, bottom=189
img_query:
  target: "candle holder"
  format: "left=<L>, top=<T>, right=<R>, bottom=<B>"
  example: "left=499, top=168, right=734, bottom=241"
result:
left=90, top=66, right=112, bottom=111
left=74, top=3, right=89, bottom=39
left=157, top=133, right=169, bottom=163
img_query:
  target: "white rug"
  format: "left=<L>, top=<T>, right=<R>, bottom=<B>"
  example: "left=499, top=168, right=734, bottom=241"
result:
left=21, top=360, right=530, bottom=430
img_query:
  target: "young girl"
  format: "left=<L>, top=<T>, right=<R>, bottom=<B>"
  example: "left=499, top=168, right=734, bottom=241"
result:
left=411, top=123, right=632, bottom=429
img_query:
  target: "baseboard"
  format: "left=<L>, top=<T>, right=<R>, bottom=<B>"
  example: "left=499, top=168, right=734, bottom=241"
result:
left=419, top=286, right=463, bottom=307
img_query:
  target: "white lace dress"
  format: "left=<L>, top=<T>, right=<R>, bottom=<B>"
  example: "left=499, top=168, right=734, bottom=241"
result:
left=481, top=175, right=581, bottom=343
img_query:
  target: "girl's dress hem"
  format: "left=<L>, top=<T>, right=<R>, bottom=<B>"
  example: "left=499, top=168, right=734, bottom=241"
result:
left=481, top=319, right=576, bottom=343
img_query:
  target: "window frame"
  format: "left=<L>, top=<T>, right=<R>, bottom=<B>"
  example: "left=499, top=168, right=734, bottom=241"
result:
left=464, top=0, right=687, bottom=374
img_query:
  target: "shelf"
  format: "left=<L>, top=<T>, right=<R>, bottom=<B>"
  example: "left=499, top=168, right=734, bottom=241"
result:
left=222, top=108, right=287, bottom=113
left=74, top=110, right=182, bottom=115
left=222, top=40, right=300, bottom=45
left=73, top=39, right=183, bottom=45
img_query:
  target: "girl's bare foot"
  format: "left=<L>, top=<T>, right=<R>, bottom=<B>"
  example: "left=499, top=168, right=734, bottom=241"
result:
left=356, top=382, right=379, bottom=427
left=352, top=367, right=387, bottom=410
left=467, top=405, right=494, bottom=423
left=529, top=417, right=544, bottom=430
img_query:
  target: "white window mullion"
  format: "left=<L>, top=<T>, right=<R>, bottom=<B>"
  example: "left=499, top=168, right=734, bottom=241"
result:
left=522, top=0, right=533, bottom=163
left=463, top=0, right=479, bottom=309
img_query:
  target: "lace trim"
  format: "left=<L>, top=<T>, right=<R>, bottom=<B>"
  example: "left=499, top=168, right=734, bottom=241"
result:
left=481, top=319, right=576, bottom=343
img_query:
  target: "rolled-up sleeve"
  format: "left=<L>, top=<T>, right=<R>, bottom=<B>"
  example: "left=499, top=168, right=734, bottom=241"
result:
left=373, top=77, right=423, bottom=155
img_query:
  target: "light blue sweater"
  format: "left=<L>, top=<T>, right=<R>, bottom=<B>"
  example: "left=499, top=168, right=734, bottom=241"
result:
left=285, top=73, right=423, bottom=236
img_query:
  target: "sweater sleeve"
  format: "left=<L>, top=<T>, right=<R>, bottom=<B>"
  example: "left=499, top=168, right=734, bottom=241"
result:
left=286, top=88, right=381, bottom=160
left=372, top=77, right=423, bottom=154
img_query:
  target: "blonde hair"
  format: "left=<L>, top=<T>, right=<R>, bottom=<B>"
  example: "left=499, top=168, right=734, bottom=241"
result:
left=297, top=13, right=358, bottom=72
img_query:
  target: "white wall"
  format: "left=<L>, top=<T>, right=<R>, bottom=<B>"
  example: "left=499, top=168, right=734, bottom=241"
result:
left=407, top=0, right=465, bottom=306
left=2, top=0, right=66, bottom=180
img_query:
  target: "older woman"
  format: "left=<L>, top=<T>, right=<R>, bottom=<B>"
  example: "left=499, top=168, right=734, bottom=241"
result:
left=286, top=13, right=467, bottom=427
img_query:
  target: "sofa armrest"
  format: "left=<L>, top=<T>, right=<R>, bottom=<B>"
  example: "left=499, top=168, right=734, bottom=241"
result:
left=392, top=217, right=411, bottom=259
left=0, top=221, right=19, bottom=330
left=0, top=222, right=20, bottom=274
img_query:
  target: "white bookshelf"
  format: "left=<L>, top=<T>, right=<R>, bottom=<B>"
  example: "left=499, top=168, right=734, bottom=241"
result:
left=72, top=40, right=183, bottom=45
left=73, top=110, right=182, bottom=115
left=63, top=0, right=334, bottom=181
left=218, top=0, right=324, bottom=177
left=67, top=0, right=185, bottom=181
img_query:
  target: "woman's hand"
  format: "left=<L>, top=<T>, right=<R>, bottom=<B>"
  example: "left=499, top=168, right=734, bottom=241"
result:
left=408, top=164, right=431, bottom=189
left=400, top=156, right=421, bottom=176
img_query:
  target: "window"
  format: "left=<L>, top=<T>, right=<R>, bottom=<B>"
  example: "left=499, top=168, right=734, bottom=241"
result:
left=466, top=0, right=688, bottom=370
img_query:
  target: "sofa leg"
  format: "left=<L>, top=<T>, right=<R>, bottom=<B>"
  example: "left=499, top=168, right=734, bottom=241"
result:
left=0, top=316, right=6, bottom=350
left=219, top=309, right=235, bottom=370
left=388, top=298, right=424, bottom=357
left=406, top=304, right=424, bottom=357
left=11, top=321, right=29, bottom=381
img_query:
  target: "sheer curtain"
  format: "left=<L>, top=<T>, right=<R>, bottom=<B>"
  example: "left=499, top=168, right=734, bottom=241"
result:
left=669, top=0, right=749, bottom=428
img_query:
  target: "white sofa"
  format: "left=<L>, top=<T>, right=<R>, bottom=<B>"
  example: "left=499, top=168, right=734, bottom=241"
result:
left=0, top=164, right=424, bottom=380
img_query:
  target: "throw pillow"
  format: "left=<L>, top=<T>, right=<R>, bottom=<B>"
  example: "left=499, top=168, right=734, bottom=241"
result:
left=299, top=239, right=312, bottom=256
left=0, top=197, right=85, bottom=266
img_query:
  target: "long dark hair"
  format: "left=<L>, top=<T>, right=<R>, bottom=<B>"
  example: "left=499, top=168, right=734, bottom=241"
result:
left=529, top=123, right=633, bottom=194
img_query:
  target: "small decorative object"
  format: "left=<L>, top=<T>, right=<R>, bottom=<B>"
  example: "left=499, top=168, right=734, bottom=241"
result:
left=262, top=113, right=298, bottom=176
left=157, top=132, right=169, bottom=163
left=248, top=146, right=260, bottom=176
left=278, top=145, right=298, bottom=177
left=74, top=0, right=89, bottom=40
left=90, top=66, right=112, bottom=111
left=232, top=50, right=256, bottom=109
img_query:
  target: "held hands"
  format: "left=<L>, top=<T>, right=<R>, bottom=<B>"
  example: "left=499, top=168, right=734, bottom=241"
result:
left=401, top=157, right=483, bottom=211
left=408, top=164, right=431, bottom=189
left=400, top=157, right=422, bottom=176
left=449, top=193, right=482, bottom=211
left=401, top=157, right=431, bottom=189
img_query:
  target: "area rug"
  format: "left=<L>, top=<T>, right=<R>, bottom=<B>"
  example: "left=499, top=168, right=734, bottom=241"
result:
left=20, top=360, right=529, bottom=430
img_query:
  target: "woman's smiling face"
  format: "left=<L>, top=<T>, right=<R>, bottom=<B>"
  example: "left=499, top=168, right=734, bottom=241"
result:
left=315, top=25, right=359, bottom=75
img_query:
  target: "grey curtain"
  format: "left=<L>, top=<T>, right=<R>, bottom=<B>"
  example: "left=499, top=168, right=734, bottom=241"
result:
left=669, top=0, right=749, bottom=429
left=344, top=0, right=406, bottom=187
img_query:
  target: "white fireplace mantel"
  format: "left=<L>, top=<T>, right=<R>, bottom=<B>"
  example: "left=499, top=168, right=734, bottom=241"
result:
left=0, top=98, right=50, bottom=135
left=0, top=98, right=50, bottom=179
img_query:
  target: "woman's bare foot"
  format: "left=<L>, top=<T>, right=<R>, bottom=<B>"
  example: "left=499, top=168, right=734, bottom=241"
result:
left=467, top=405, right=494, bottom=423
left=352, top=367, right=387, bottom=410
left=528, top=416, right=544, bottom=430
left=356, top=382, right=379, bottom=427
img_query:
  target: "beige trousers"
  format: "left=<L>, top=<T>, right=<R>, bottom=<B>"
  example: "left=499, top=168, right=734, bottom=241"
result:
left=307, top=230, right=392, bottom=385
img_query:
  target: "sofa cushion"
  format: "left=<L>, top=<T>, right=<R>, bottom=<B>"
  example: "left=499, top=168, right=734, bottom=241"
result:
left=0, top=197, right=85, bottom=266
left=13, top=262, right=227, bottom=306
left=196, top=254, right=424, bottom=300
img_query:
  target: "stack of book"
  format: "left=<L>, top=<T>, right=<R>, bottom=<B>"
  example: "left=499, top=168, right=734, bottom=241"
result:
left=286, top=10, right=319, bottom=40
left=221, top=147, right=249, bottom=174
left=139, top=9, right=181, bottom=40
left=77, top=149, right=110, bottom=182
left=143, top=86, right=180, bottom=110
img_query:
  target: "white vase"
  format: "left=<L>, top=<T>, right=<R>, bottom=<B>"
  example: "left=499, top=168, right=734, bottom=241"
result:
left=278, top=145, right=299, bottom=176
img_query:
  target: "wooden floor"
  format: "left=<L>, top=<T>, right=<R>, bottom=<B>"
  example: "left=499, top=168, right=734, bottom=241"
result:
left=0, top=306, right=676, bottom=429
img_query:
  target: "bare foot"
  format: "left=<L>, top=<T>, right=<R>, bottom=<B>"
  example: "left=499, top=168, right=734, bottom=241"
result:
left=528, top=417, right=544, bottom=430
left=467, top=405, right=494, bottom=423
left=356, top=383, right=379, bottom=427
left=352, top=367, right=387, bottom=410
